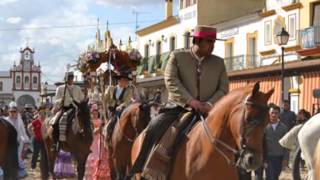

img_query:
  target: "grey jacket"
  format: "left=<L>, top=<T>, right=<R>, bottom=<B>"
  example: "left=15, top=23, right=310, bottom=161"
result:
left=264, top=122, right=289, bottom=160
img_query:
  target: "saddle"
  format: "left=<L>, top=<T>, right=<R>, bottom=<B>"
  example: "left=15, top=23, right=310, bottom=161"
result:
left=142, top=111, right=198, bottom=179
left=49, top=108, right=75, bottom=142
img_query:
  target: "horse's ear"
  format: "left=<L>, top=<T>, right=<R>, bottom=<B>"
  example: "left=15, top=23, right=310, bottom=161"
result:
left=252, top=81, right=260, bottom=96
left=265, top=88, right=274, bottom=101
left=73, top=100, right=80, bottom=108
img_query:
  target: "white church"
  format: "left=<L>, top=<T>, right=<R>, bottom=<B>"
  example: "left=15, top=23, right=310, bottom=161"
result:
left=0, top=46, right=41, bottom=108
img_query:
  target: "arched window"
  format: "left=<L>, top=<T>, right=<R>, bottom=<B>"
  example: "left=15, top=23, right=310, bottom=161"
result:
left=33, top=76, right=37, bottom=84
left=16, top=76, right=21, bottom=84
left=25, top=76, right=29, bottom=84
left=156, top=41, right=162, bottom=56
left=144, top=44, right=149, bottom=58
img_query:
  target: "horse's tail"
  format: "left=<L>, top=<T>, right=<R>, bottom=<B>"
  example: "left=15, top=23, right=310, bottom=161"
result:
left=315, top=140, right=320, bottom=180
left=3, top=120, right=19, bottom=179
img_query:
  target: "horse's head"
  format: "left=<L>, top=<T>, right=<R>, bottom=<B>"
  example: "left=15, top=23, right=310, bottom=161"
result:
left=228, top=82, right=274, bottom=171
left=73, top=99, right=92, bottom=136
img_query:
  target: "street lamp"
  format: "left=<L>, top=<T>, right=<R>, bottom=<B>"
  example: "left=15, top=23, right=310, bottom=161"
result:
left=276, top=28, right=290, bottom=104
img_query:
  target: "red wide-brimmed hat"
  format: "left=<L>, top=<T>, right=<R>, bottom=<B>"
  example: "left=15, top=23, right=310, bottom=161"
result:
left=190, top=25, right=224, bottom=41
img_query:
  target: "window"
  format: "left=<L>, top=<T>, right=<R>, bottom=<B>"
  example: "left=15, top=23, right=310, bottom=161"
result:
left=169, top=36, right=176, bottom=51
left=25, top=76, right=29, bottom=84
left=288, top=14, right=296, bottom=40
left=312, top=2, right=320, bottom=26
left=16, top=76, right=21, bottom=84
left=156, top=41, right=162, bottom=66
left=224, top=38, right=234, bottom=71
left=225, top=41, right=233, bottom=58
left=144, top=44, right=149, bottom=58
left=185, top=0, right=191, bottom=7
left=264, top=20, right=272, bottom=45
left=247, top=32, right=257, bottom=67
left=33, top=76, right=37, bottom=84
left=184, top=32, right=191, bottom=49
left=180, top=0, right=184, bottom=9
left=0, top=82, right=2, bottom=91
left=156, top=41, right=161, bottom=56
left=25, top=51, right=30, bottom=60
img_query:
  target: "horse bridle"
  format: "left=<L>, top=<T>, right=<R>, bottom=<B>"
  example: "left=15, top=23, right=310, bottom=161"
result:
left=201, top=96, right=269, bottom=167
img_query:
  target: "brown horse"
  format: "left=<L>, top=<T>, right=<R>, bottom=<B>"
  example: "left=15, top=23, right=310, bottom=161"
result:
left=315, top=140, right=320, bottom=180
left=109, top=102, right=153, bottom=180
left=0, top=118, right=18, bottom=179
left=131, top=82, right=274, bottom=180
left=43, top=100, right=93, bottom=180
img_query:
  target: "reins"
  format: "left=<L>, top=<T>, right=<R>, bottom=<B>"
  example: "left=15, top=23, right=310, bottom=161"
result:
left=200, top=97, right=269, bottom=167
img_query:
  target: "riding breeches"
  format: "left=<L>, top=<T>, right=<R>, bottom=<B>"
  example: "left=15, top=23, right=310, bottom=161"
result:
left=130, top=106, right=185, bottom=173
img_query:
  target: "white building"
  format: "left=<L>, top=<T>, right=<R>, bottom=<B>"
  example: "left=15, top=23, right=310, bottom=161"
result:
left=0, top=46, right=41, bottom=108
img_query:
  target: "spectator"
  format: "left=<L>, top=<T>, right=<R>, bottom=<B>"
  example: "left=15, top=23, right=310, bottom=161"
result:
left=21, top=104, right=34, bottom=137
left=280, top=100, right=296, bottom=130
left=27, top=106, right=46, bottom=170
left=296, top=109, right=311, bottom=125
left=84, top=104, right=111, bottom=179
left=256, top=105, right=289, bottom=180
left=5, top=101, right=29, bottom=178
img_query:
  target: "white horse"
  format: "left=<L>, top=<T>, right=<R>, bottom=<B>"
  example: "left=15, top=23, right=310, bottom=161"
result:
left=298, top=113, right=320, bottom=180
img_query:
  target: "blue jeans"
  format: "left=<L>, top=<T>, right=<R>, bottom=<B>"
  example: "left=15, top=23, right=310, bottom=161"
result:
left=266, top=156, right=283, bottom=180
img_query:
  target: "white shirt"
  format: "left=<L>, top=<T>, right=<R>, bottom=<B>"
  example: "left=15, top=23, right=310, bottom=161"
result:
left=5, top=115, right=30, bottom=144
left=115, top=85, right=124, bottom=100
left=271, top=121, right=279, bottom=130
left=55, top=84, right=85, bottom=107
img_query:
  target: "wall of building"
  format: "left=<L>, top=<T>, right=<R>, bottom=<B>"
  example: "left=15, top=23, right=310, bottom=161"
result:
left=214, top=13, right=261, bottom=59
left=258, top=1, right=300, bottom=65
left=197, top=0, right=264, bottom=26
left=137, top=4, right=197, bottom=57
left=0, top=72, right=12, bottom=94
left=13, top=91, right=40, bottom=107
left=300, top=0, right=318, bottom=29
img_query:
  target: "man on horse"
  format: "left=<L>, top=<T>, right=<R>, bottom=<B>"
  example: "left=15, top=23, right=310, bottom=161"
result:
left=104, top=70, right=134, bottom=140
left=129, top=25, right=229, bottom=176
left=51, top=71, right=84, bottom=151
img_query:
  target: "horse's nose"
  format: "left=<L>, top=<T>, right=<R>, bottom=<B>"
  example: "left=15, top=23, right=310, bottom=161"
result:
left=243, top=153, right=261, bottom=170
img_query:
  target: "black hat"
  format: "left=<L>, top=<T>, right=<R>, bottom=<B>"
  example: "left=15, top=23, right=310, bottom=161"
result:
left=115, top=71, right=133, bottom=80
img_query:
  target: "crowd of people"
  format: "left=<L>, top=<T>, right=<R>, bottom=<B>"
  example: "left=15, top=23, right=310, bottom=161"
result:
left=0, top=24, right=316, bottom=180
left=240, top=100, right=312, bottom=180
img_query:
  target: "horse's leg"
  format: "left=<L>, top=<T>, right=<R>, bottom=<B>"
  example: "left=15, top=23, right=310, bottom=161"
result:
left=43, top=137, right=57, bottom=180
left=75, top=154, right=89, bottom=180
left=40, top=142, right=49, bottom=180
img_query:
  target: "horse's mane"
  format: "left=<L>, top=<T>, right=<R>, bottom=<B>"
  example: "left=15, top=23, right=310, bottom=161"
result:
left=210, top=86, right=253, bottom=117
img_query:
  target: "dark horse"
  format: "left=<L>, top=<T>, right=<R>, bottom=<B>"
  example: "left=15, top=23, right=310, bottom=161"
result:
left=0, top=118, right=19, bottom=179
left=131, top=82, right=274, bottom=180
left=43, top=100, right=93, bottom=180
left=109, top=102, right=153, bottom=180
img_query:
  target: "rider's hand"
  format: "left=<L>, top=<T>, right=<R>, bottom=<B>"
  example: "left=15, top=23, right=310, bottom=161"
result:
left=282, top=160, right=288, bottom=169
left=187, top=99, right=202, bottom=111
left=199, top=102, right=212, bottom=113
left=116, top=105, right=123, bottom=112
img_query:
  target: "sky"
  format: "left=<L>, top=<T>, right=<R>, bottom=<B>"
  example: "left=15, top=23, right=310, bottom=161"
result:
left=0, top=0, right=178, bottom=83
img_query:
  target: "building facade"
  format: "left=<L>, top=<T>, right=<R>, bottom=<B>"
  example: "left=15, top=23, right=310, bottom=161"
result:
left=0, top=46, right=41, bottom=108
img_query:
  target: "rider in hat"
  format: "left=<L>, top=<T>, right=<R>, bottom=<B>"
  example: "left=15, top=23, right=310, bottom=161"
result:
left=129, top=25, right=229, bottom=176
left=51, top=71, right=85, bottom=151
left=104, top=70, right=133, bottom=140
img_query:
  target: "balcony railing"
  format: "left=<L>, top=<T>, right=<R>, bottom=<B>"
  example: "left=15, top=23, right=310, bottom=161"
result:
left=300, top=26, right=320, bottom=49
left=224, top=55, right=261, bottom=72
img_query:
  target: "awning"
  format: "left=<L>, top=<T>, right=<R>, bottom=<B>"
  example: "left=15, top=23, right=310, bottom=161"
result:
left=229, top=76, right=281, bottom=105
left=301, top=72, right=320, bottom=114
